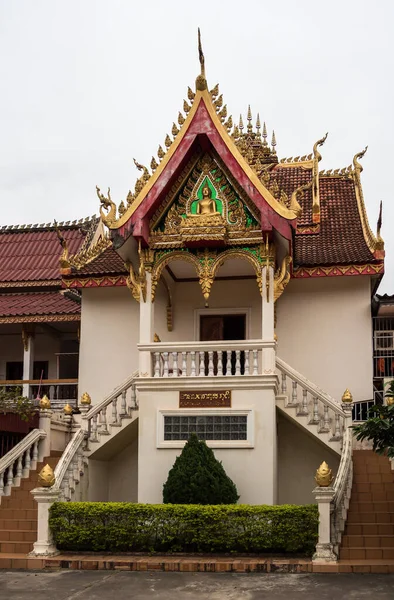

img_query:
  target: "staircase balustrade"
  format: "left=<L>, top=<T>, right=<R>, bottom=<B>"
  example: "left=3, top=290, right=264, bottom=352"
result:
left=276, top=357, right=347, bottom=442
left=53, top=429, right=87, bottom=501
left=0, top=429, right=46, bottom=502
left=331, top=426, right=353, bottom=556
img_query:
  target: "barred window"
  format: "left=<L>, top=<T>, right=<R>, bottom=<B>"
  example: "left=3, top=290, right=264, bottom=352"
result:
left=163, top=414, right=247, bottom=441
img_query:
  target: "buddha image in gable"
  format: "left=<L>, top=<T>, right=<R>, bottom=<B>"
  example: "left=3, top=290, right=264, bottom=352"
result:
left=195, top=184, right=220, bottom=216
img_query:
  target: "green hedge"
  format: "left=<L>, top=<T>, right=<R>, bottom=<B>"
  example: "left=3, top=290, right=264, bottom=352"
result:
left=49, top=502, right=318, bottom=555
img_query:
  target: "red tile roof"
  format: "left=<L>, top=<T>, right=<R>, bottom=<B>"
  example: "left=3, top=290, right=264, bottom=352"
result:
left=270, top=166, right=379, bottom=267
left=70, top=247, right=127, bottom=277
left=0, top=224, right=93, bottom=284
left=0, top=292, right=80, bottom=317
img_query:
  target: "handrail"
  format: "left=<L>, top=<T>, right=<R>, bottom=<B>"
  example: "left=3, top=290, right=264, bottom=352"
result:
left=82, top=370, right=139, bottom=421
left=331, top=425, right=353, bottom=552
left=0, top=379, right=78, bottom=385
left=333, top=426, right=352, bottom=501
left=276, top=356, right=346, bottom=417
left=54, top=429, right=85, bottom=489
left=0, top=429, right=46, bottom=474
left=139, top=340, right=271, bottom=353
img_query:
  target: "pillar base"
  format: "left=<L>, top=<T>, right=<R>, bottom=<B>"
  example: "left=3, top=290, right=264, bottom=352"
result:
left=312, top=543, right=337, bottom=562
left=29, top=543, right=59, bottom=557
left=30, top=487, right=60, bottom=557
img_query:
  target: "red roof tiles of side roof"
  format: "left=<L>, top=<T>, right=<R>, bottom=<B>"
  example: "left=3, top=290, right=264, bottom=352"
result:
left=271, top=166, right=313, bottom=225
left=294, top=176, right=377, bottom=267
left=66, top=246, right=127, bottom=277
left=0, top=228, right=87, bottom=284
left=0, top=292, right=80, bottom=317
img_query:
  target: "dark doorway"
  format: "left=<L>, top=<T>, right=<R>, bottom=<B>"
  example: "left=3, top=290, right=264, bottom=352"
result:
left=200, top=314, right=246, bottom=375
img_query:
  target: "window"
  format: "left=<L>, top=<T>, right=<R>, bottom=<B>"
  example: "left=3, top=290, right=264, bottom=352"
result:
left=157, top=410, right=253, bottom=448
left=375, top=331, right=394, bottom=350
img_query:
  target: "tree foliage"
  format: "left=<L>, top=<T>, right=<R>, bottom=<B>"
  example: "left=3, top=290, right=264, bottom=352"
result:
left=163, top=433, right=239, bottom=504
left=352, top=403, right=394, bottom=458
left=0, top=386, right=36, bottom=422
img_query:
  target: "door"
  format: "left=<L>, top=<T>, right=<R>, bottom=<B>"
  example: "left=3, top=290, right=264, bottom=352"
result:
left=200, top=314, right=246, bottom=374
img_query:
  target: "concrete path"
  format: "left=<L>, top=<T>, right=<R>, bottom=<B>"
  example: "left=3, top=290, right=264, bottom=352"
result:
left=0, top=571, right=394, bottom=599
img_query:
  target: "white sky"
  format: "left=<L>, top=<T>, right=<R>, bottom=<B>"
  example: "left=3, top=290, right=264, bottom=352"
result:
left=1, top=0, right=393, bottom=292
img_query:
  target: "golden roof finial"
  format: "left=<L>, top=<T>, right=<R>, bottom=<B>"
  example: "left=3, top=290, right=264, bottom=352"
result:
left=195, top=28, right=207, bottom=91
left=353, top=145, right=368, bottom=172
left=256, top=113, right=261, bottom=138
left=376, top=200, right=384, bottom=249
left=239, top=114, right=244, bottom=133
left=262, top=122, right=268, bottom=147
left=247, top=105, right=253, bottom=134
left=54, top=220, right=71, bottom=275
left=313, top=132, right=328, bottom=162
left=157, top=145, right=165, bottom=160
left=271, top=130, right=277, bottom=154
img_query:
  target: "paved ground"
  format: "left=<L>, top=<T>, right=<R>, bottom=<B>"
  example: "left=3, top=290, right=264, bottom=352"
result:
left=0, top=571, right=394, bottom=599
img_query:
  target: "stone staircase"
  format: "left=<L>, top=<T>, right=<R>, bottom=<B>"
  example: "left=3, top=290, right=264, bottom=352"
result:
left=0, top=451, right=61, bottom=555
left=340, top=450, right=394, bottom=560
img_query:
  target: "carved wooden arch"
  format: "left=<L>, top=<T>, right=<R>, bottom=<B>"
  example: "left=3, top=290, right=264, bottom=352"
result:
left=210, top=249, right=263, bottom=298
left=151, top=251, right=200, bottom=301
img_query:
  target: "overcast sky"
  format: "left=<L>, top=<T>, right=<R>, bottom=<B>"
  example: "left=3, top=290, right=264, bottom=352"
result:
left=1, top=0, right=393, bottom=292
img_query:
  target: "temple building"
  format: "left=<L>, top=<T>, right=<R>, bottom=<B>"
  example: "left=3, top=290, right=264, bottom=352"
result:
left=0, top=38, right=385, bottom=515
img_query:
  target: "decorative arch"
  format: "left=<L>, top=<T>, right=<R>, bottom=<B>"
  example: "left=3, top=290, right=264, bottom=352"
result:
left=151, top=251, right=200, bottom=301
left=211, top=248, right=262, bottom=297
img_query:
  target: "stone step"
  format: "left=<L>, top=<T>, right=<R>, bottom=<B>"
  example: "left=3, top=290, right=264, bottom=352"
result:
left=0, top=540, right=33, bottom=554
left=347, top=512, right=394, bottom=524
left=342, top=535, right=394, bottom=548
left=340, top=547, right=394, bottom=560
left=0, top=529, right=36, bottom=542
left=0, top=519, right=37, bottom=531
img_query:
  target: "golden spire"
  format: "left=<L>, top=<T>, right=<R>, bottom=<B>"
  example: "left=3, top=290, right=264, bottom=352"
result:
left=195, top=28, right=207, bottom=91
left=239, top=114, right=244, bottom=133
left=262, top=122, right=268, bottom=147
left=376, top=200, right=384, bottom=250
left=271, top=130, right=277, bottom=155
left=54, top=220, right=71, bottom=275
left=256, top=113, right=261, bottom=139
left=247, top=105, right=253, bottom=134
left=178, top=112, right=185, bottom=126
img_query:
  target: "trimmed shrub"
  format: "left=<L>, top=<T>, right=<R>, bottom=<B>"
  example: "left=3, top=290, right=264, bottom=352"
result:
left=163, top=433, right=239, bottom=504
left=49, top=502, right=318, bottom=555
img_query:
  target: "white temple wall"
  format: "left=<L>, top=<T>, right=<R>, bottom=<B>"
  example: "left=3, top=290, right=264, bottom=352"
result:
left=276, top=276, right=373, bottom=402
left=78, top=287, right=139, bottom=406
left=277, top=411, right=340, bottom=505
left=137, top=385, right=277, bottom=505
left=107, top=437, right=138, bottom=502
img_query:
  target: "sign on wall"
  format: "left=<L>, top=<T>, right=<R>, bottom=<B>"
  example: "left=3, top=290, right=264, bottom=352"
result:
left=179, top=390, right=231, bottom=408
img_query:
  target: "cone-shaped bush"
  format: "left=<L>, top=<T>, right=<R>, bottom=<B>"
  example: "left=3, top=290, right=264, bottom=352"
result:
left=163, top=433, right=239, bottom=504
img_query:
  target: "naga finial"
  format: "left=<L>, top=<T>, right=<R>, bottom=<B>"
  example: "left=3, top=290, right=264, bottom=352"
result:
left=196, top=28, right=207, bottom=91
left=353, top=146, right=368, bottom=172
left=377, top=200, right=383, bottom=239
left=54, top=220, right=71, bottom=274
left=96, top=185, right=117, bottom=226
left=313, top=132, right=328, bottom=162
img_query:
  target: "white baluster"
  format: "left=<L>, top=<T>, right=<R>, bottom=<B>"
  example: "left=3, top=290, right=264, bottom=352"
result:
left=112, top=397, right=120, bottom=426
left=59, top=480, right=66, bottom=502
left=120, top=390, right=127, bottom=416
left=172, top=352, right=178, bottom=377
left=217, top=351, right=223, bottom=376
left=100, top=407, right=109, bottom=434
left=281, top=372, right=287, bottom=394
left=311, top=397, right=320, bottom=424
left=0, top=472, right=4, bottom=496
left=32, top=440, right=38, bottom=468
left=244, top=350, right=250, bottom=375
left=130, top=384, right=137, bottom=410
left=298, top=388, right=308, bottom=415
left=235, top=350, right=241, bottom=376
left=68, top=465, right=74, bottom=495
left=252, top=350, right=258, bottom=375
left=291, top=380, right=298, bottom=405
left=24, top=447, right=31, bottom=475
left=63, top=472, right=70, bottom=500
left=181, top=352, right=187, bottom=377
left=226, top=351, right=232, bottom=376
left=333, top=414, right=341, bottom=439
left=190, top=352, right=196, bottom=377
left=6, top=464, right=14, bottom=493
left=208, top=351, right=214, bottom=377
left=77, top=445, right=84, bottom=476
left=199, top=352, right=205, bottom=377
left=91, top=414, right=98, bottom=442
left=16, top=455, right=23, bottom=480
left=72, top=453, right=79, bottom=485
left=154, top=352, right=160, bottom=377
left=163, top=352, right=169, bottom=377
left=320, top=405, right=330, bottom=432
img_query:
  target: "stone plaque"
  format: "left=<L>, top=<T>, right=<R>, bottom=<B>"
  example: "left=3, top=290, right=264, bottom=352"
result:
left=179, top=390, right=231, bottom=408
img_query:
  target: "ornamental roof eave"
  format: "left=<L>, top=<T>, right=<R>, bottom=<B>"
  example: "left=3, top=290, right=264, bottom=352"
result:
left=98, top=88, right=299, bottom=245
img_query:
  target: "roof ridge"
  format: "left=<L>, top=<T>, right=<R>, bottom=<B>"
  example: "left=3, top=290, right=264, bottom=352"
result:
left=0, top=215, right=98, bottom=233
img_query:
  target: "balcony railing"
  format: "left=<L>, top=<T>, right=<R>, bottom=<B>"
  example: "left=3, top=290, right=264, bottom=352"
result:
left=373, top=317, right=394, bottom=378
left=0, top=379, right=78, bottom=409
left=139, top=340, right=274, bottom=378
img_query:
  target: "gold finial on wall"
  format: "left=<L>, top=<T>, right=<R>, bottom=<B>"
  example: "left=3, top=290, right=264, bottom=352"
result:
left=38, top=464, right=55, bottom=488
left=80, top=392, right=92, bottom=405
left=315, top=461, right=333, bottom=487
left=341, top=389, right=353, bottom=403
left=63, top=403, right=73, bottom=415
left=39, top=395, right=51, bottom=410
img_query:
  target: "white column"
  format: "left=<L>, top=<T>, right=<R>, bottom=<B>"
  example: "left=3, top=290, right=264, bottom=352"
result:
left=22, top=332, right=35, bottom=398
left=261, top=266, right=275, bottom=375
left=29, top=487, right=60, bottom=556
left=312, top=487, right=336, bottom=562
left=38, top=409, right=53, bottom=461
left=139, top=271, right=154, bottom=377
